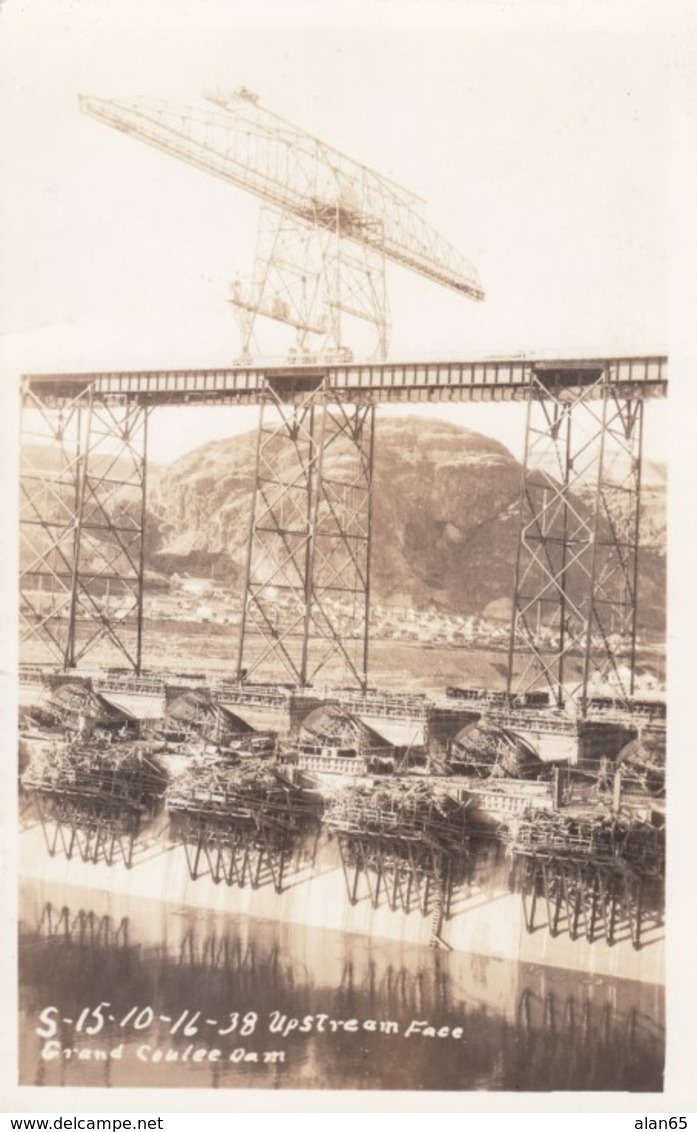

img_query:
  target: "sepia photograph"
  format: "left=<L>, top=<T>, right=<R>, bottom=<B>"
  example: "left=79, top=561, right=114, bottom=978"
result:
left=1, top=0, right=692, bottom=1112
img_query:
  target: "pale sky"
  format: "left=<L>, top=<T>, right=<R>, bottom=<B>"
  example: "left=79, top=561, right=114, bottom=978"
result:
left=0, top=0, right=682, bottom=463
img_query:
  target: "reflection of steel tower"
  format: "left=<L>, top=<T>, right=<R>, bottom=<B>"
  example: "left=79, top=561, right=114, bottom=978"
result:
left=78, top=89, right=484, bottom=361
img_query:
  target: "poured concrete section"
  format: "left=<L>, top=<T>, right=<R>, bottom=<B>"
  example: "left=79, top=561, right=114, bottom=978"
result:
left=357, top=714, right=425, bottom=748
left=99, top=691, right=165, bottom=721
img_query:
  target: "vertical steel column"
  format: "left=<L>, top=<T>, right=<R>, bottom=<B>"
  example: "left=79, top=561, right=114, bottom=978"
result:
left=580, top=388, right=644, bottom=711
left=235, top=403, right=265, bottom=680
left=20, top=382, right=92, bottom=666
left=237, top=381, right=375, bottom=688
left=304, top=401, right=375, bottom=688
left=507, top=365, right=644, bottom=710
left=321, top=223, right=390, bottom=360
left=135, top=407, right=149, bottom=674
left=65, top=391, right=92, bottom=668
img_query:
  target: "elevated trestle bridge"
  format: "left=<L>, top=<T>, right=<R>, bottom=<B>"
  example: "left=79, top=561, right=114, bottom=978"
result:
left=20, top=353, right=667, bottom=716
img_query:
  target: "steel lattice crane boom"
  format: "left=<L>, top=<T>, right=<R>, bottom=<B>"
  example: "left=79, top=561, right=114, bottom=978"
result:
left=79, top=89, right=484, bottom=360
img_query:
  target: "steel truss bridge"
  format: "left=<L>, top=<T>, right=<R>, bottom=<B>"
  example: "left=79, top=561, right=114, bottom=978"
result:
left=20, top=353, right=666, bottom=713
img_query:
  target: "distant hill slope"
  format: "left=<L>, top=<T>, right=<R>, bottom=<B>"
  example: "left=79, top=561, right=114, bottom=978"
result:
left=146, top=417, right=666, bottom=631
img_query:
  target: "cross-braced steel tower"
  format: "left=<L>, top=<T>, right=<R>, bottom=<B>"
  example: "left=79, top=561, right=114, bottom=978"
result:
left=506, top=362, right=645, bottom=711
left=20, top=380, right=148, bottom=672
left=237, top=377, right=374, bottom=686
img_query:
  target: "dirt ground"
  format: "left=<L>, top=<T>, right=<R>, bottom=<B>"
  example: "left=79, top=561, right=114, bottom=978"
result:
left=20, top=618, right=666, bottom=696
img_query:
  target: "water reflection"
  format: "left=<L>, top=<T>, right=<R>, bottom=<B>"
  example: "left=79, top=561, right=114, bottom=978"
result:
left=19, top=881, right=664, bottom=1092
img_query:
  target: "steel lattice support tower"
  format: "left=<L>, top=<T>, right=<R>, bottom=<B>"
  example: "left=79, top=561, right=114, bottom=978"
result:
left=20, top=382, right=149, bottom=672
left=236, top=379, right=375, bottom=688
left=507, top=364, right=644, bottom=711
left=20, top=383, right=91, bottom=666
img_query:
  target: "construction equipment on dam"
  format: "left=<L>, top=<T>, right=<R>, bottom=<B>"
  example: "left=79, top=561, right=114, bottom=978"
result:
left=503, top=806, right=665, bottom=950
left=22, top=739, right=168, bottom=868
left=19, top=87, right=667, bottom=707
left=323, top=781, right=470, bottom=928
left=17, top=88, right=668, bottom=969
left=78, top=88, right=484, bottom=363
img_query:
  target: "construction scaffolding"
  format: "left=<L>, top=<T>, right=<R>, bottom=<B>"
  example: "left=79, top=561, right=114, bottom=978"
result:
left=22, top=741, right=167, bottom=868
left=323, top=783, right=469, bottom=933
left=237, top=380, right=375, bottom=688
left=507, top=363, right=644, bottom=712
left=503, top=807, right=664, bottom=949
left=166, top=759, right=322, bottom=892
left=20, top=355, right=664, bottom=704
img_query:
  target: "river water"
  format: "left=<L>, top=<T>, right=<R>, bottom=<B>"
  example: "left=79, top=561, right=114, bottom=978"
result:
left=18, top=878, right=664, bottom=1093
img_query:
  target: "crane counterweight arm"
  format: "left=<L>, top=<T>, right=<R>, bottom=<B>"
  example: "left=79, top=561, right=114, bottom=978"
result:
left=78, top=93, right=485, bottom=302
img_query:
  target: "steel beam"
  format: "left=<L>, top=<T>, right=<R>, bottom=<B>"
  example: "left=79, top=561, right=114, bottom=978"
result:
left=22, top=354, right=667, bottom=407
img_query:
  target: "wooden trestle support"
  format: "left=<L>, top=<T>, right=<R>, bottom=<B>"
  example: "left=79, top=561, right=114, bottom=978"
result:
left=504, top=803, right=664, bottom=949
left=170, top=811, right=320, bottom=894
left=325, top=787, right=470, bottom=937
left=34, top=792, right=144, bottom=869
left=335, top=834, right=457, bottom=921
left=168, top=787, right=322, bottom=895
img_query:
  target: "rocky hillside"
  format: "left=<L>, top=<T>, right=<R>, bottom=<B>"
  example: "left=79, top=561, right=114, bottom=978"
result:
left=146, top=417, right=666, bottom=631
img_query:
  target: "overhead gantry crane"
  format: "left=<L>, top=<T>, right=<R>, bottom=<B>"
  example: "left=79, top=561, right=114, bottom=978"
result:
left=70, top=88, right=485, bottom=688
left=20, top=88, right=663, bottom=710
left=78, top=88, right=484, bottom=362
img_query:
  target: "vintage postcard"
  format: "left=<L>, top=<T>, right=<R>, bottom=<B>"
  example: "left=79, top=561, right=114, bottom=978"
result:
left=1, top=0, right=694, bottom=1114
